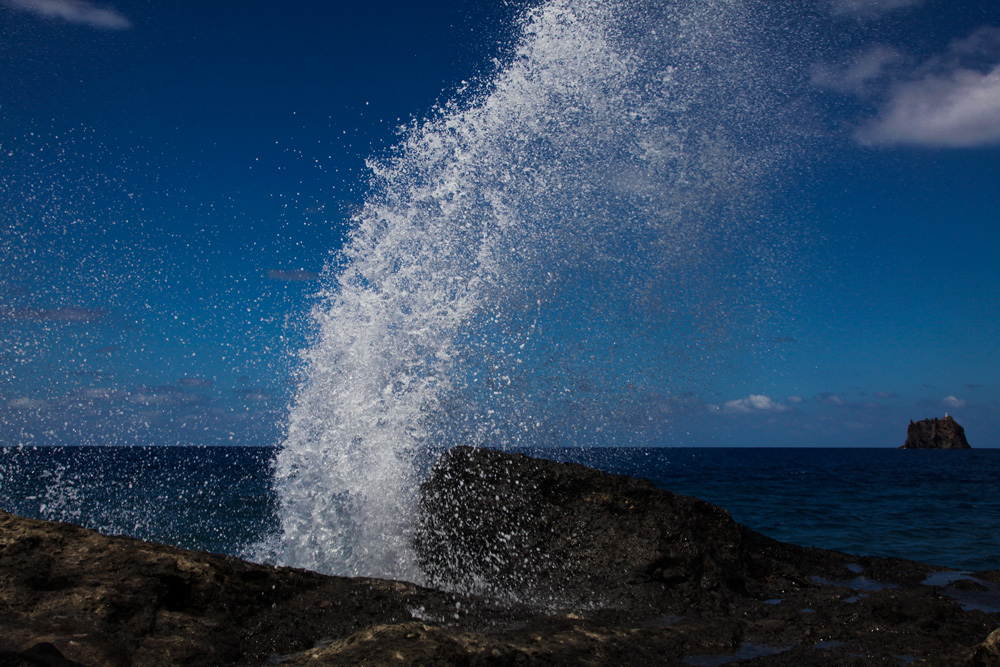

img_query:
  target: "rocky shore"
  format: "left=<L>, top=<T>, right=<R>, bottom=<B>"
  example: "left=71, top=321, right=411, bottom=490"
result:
left=2, top=446, right=999, bottom=666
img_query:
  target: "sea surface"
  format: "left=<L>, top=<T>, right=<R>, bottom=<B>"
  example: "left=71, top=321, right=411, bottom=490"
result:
left=1, top=445, right=997, bottom=573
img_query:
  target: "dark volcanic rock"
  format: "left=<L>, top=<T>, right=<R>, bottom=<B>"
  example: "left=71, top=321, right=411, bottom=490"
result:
left=0, top=642, right=89, bottom=667
left=414, top=446, right=794, bottom=610
left=412, top=448, right=966, bottom=610
left=3, top=446, right=1000, bottom=666
left=0, top=510, right=470, bottom=667
left=902, top=415, right=971, bottom=449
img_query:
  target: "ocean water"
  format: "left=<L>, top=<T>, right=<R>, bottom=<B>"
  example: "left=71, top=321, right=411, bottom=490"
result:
left=0, top=445, right=275, bottom=557
left=2, top=445, right=997, bottom=573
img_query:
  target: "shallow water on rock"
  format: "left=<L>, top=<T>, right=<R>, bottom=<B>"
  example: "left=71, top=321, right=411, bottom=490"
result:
left=682, top=642, right=791, bottom=666
left=922, top=571, right=1000, bottom=613
left=810, top=575, right=899, bottom=592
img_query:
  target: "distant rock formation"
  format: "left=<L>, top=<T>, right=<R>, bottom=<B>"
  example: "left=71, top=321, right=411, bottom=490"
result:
left=902, top=415, right=971, bottom=449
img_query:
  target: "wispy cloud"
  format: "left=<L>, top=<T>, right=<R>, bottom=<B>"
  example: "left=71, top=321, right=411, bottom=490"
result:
left=126, top=385, right=207, bottom=407
left=829, top=0, right=922, bottom=18
left=771, top=336, right=798, bottom=344
left=816, top=392, right=850, bottom=406
left=2, top=0, right=132, bottom=29
left=77, top=387, right=114, bottom=399
left=811, top=45, right=906, bottom=96
left=0, top=305, right=105, bottom=323
left=7, top=397, right=49, bottom=410
left=234, top=388, right=270, bottom=402
left=179, top=377, right=213, bottom=389
left=856, top=27, right=1000, bottom=147
left=942, top=395, right=967, bottom=408
left=266, top=269, right=319, bottom=282
left=873, top=391, right=898, bottom=399
left=722, top=394, right=788, bottom=414
left=126, top=392, right=174, bottom=407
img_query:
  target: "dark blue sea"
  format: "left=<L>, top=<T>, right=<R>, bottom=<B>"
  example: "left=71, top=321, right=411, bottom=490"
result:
left=1, top=446, right=998, bottom=572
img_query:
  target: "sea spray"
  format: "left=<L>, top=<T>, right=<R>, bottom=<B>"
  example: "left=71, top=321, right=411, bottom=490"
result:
left=265, top=0, right=811, bottom=582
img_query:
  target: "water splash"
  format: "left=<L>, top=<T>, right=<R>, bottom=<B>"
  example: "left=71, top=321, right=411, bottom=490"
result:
left=266, top=0, right=809, bottom=581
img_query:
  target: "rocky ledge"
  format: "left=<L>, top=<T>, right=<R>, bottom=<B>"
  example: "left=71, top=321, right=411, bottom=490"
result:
left=902, top=415, right=971, bottom=449
left=2, top=446, right=999, bottom=666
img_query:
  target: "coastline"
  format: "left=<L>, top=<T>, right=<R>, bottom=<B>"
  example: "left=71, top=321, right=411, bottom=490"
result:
left=2, top=447, right=999, bottom=666
left=4, top=445, right=999, bottom=571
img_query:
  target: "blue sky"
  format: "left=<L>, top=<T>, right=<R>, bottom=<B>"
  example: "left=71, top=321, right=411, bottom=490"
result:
left=1, top=0, right=998, bottom=448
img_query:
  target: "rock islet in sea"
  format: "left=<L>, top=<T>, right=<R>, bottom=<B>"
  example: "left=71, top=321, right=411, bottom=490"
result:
left=902, top=415, right=972, bottom=449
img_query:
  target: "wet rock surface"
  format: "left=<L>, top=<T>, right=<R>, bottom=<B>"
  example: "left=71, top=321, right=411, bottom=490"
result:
left=0, top=509, right=477, bottom=666
left=3, top=446, right=999, bottom=666
left=902, top=415, right=971, bottom=449
left=415, top=446, right=769, bottom=610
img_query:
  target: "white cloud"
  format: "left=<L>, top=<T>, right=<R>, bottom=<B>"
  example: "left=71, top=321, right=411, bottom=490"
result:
left=829, top=0, right=922, bottom=17
left=8, top=397, right=48, bottom=410
left=857, top=65, right=1000, bottom=147
left=811, top=46, right=906, bottom=96
left=0, top=305, right=105, bottom=322
left=266, top=269, right=319, bottom=282
left=127, top=392, right=172, bottom=406
left=948, top=26, right=1000, bottom=64
left=79, top=387, right=113, bottom=399
left=816, top=393, right=851, bottom=406
left=849, top=27, right=1000, bottom=147
left=942, top=395, right=967, bottom=408
left=179, top=377, right=213, bottom=389
left=3, top=0, right=132, bottom=30
left=786, top=395, right=804, bottom=404
left=722, top=394, right=788, bottom=414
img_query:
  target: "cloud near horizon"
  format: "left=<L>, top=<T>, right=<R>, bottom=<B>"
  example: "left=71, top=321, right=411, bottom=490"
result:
left=816, top=393, right=849, bottom=407
left=2, top=0, right=131, bottom=30
left=942, top=395, right=968, bottom=408
left=179, top=377, right=214, bottom=389
left=266, top=269, right=319, bottom=282
left=7, top=397, right=49, bottom=410
left=722, top=394, right=788, bottom=415
left=0, top=305, right=105, bottom=323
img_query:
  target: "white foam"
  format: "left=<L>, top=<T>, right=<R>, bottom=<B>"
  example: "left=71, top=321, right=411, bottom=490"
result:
left=264, top=0, right=803, bottom=581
